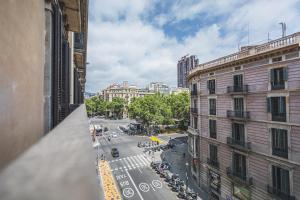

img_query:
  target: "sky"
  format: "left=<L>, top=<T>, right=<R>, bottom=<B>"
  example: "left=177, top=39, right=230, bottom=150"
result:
left=86, top=0, right=300, bottom=93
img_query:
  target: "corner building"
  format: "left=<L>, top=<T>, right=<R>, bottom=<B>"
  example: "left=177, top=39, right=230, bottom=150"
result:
left=187, top=32, right=300, bottom=200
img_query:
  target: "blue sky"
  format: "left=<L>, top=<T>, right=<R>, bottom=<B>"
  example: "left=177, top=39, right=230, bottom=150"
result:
left=86, top=0, right=300, bottom=93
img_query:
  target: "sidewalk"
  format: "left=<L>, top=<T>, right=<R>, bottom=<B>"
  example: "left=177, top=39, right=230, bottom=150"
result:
left=155, top=142, right=208, bottom=200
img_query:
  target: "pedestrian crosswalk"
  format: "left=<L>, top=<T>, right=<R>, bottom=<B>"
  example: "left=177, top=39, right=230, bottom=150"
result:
left=108, top=154, right=152, bottom=171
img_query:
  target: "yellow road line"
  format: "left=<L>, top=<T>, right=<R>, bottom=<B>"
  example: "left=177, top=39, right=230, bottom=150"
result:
left=98, top=160, right=121, bottom=200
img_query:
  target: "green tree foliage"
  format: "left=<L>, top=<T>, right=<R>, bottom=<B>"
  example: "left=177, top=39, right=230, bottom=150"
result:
left=107, top=97, right=126, bottom=118
left=128, top=92, right=189, bottom=128
left=84, top=96, right=107, bottom=117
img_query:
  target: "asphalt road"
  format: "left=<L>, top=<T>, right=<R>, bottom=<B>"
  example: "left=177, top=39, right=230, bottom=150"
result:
left=91, top=118, right=181, bottom=200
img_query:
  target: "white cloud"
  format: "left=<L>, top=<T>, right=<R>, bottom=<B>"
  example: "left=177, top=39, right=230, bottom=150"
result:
left=86, top=0, right=300, bottom=92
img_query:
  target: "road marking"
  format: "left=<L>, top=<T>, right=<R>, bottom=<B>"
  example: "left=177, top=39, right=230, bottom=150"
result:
left=139, top=183, right=150, bottom=192
left=125, top=169, right=144, bottom=200
left=138, top=155, right=150, bottom=166
left=136, top=155, right=147, bottom=166
left=152, top=180, right=163, bottom=188
left=122, top=158, right=132, bottom=170
left=129, top=156, right=139, bottom=167
left=150, top=184, right=156, bottom=191
left=133, top=155, right=143, bottom=167
left=127, top=156, right=136, bottom=169
left=123, top=187, right=134, bottom=198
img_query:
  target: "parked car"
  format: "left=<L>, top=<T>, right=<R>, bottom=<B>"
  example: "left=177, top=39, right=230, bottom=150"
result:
left=111, top=148, right=119, bottom=157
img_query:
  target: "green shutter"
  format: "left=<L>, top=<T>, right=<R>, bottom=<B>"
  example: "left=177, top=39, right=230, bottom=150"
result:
left=283, top=67, right=288, bottom=81
left=270, top=69, right=275, bottom=82
left=267, top=97, right=271, bottom=113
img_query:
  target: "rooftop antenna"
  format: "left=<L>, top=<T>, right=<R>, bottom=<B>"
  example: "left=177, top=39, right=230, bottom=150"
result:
left=279, top=22, right=286, bottom=37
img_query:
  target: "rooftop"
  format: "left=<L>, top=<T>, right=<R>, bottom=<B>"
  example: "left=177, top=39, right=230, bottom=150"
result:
left=188, top=32, right=300, bottom=79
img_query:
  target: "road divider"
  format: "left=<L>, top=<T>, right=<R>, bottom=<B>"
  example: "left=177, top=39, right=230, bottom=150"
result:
left=98, top=160, right=121, bottom=200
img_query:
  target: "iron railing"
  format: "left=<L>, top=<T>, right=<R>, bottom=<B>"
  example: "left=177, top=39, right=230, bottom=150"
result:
left=226, top=167, right=253, bottom=186
left=272, top=112, right=286, bottom=122
left=207, top=158, right=219, bottom=169
left=267, top=185, right=295, bottom=200
left=227, top=85, right=249, bottom=94
left=227, top=137, right=251, bottom=151
left=227, top=110, right=250, bottom=120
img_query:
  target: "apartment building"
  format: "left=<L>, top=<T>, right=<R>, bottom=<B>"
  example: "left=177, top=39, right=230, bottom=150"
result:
left=187, top=32, right=300, bottom=200
left=148, top=82, right=170, bottom=95
left=0, top=0, right=88, bottom=170
left=177, top=55, right=199, bottom=88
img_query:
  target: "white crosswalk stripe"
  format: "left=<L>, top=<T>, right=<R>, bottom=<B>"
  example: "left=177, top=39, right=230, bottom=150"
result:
left=109, top=154, right=153, bottom=171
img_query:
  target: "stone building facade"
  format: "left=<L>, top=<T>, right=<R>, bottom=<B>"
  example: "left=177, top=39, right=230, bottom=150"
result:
left=187, top=32, right=300, bottom=200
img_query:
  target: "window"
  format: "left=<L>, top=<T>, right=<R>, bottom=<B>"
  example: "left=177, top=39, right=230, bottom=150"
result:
left=267, top=97, right=286, bottom=122
left=272, top=128, right=288, bottom=159
left=233, top=98, right=244, bottom=118
left=207, top=79, right=216, bottom=94
left=233, top=74, right=243, bottom=89
left=209, top=98, right=216, bottom=115
left=232, top=123, right=245, bottom=144
left=233, top=153, right=246, bottom=180
left=193, top=117, right=198, bottom=129
left=272, top=166, right=290, bottom=196
left=210, top=144, right=218, bottom=162
left=209, top=120, right=217, bottom=139
left=270, top=67, right=287, bottom=90
left=191, top=83, right=197, bottom=95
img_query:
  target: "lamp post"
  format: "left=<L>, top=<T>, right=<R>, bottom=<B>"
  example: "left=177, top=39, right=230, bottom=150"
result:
left=185, top=162, right=189, bottom=191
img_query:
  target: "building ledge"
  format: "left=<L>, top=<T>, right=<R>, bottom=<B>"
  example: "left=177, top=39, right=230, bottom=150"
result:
left=0, top=105, right=99, bottom=200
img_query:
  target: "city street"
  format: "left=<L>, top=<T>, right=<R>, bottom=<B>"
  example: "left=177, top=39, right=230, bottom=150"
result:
left=91, top=118, right=187, bottom=200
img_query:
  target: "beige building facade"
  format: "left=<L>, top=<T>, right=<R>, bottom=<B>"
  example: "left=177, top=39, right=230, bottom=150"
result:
left=0, top=0, right=88, bottom=170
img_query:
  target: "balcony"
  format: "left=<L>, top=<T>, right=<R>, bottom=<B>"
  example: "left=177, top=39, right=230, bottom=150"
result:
left=267, top=185, right=295, bottom=200
left=209, top=109, right=216, bottom=115
left=272, top=147, right=288, bottom=159
left=226, top=167, right=253, bottom=186
left=227, top=85, right=249, bottom=94
left=188, top=126, right=198, bottom=135
left=207, top=158, right=219, bottom=169
left=190, top=90, right=198, bottom=97
left=227, top=137, right=251, bottom=151
left=271, top=83, right=285, bottom=90
left=227, top=110, right=250, bottom=120
left=272, top=112, right=286, bottom=122
left=190, top=107, right=198, bottom=115
left=0, top=105, right=100, bottom=200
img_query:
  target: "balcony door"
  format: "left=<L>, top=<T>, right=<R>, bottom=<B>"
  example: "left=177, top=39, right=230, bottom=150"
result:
left=232, top=123, right=245, bottom=143
left=272, top=166, right=290, bottom=195
left=233, top=153, right=246, bottom=180
left=234, top=98, right=244, bottom=118
left=234, top=74, right=243, bottom=89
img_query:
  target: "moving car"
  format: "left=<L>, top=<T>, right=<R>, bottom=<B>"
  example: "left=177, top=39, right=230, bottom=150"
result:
left=111, top=148, right=119, bottom=157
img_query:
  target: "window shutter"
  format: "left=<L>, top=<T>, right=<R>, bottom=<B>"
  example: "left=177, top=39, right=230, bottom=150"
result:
left=267, top=97, right=271, bottom=113
left=270, top=69, right=275, bottom=82
left=283, top=67, right=288, bottom=81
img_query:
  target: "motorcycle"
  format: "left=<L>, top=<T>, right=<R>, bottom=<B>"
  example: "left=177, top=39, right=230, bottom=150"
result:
left=177, top=186, right=186, bottom=199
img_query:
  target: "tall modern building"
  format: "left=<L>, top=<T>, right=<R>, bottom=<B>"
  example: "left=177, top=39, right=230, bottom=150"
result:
left=187, top=32, right=300, bottom=200
left=177, top=55, right=199, bottom=88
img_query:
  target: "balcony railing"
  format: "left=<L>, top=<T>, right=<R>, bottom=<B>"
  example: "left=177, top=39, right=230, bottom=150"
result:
left=226, top=167, right=253, bottom=186
left=188, top=32, right=300, bottom=77
left=190, top=90, right=198, bottom=96
left=0, top=105, right=100, bottom=200
left=227, top=85, right=249, bottom=94
left=227, top=110, right=250, bottom=120
left=190, top=107, right=198, bottom=114
left=272, top=147, right=288, bottom=159
left=209, top=109, right=216, bottom=115
left=227, top=137, right=251, bottom=151
left=272, top=113, right=286, bottom=122
left=271, top=83, right=285, bottom=90
left=267, top=185, right=295, bottom=200
left=207, top=158, right=219, bottom=169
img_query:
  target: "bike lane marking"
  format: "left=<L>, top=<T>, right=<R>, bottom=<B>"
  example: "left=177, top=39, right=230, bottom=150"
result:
left=125, top=169, right=144, bottom=200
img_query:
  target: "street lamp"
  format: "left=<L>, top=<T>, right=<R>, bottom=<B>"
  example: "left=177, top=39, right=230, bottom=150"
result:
left=185, top=162, right=189, bottom=191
